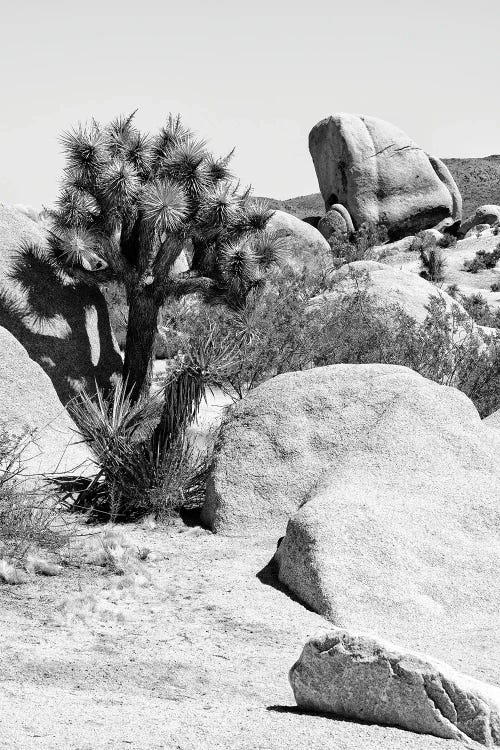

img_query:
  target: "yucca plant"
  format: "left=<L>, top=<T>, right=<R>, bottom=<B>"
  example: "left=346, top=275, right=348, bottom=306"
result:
left=37, top=112, right=283, bottom=401
left=155, top=320, right=239, bottom=443
left=50, top=379, right=209, bottom=521
left=51, top=379, right=161, bottom=520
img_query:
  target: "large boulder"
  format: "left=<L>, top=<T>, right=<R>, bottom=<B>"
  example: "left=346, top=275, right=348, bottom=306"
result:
left=266, top=210, right=331, bottom=270
left=0, top=203, right=122, bottom=403
left=290, top=630, right=500, bottom=746
left=369, top=235, right=416, bottom=259
left=459, top=205, right=500, bottom=238
left=0, top=326, right=92, bottom=479
left=309, top=114, right=462, bottom=240
left=272, top=365, right=500, bottom=677
left=483, top=408, right=500, bottom=432
left=317, top=204, right=354, bottom=244
left=203, top=364, right=500, bottom=675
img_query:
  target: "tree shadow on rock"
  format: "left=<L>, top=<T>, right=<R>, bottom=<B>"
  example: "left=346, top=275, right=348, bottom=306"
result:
left=0, top=243, right=122, bottom=404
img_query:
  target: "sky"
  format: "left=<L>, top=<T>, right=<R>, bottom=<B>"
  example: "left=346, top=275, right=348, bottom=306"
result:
left=0, top=0, right=498, bottom=208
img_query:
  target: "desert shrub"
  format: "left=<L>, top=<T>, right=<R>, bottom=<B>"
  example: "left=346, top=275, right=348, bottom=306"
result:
left=329, top=222, right=388, bottom=265
left=463, top=243, right=500, bottom=273
left=411, top=229, right=456, bottom=256
left=309, top=281, right=446, bottom=376
left=353, top=222, right=388, bottom=254
left=316, top=289, right=500, bottom=417
left=157, top=265, right=500, bottom=416
left=419, top=245, right=446, bottom=283
left=0, top=428, right=68, bottom=573
left=159, top=266, right=333, bottom=399
left=445, top=287, right=500, bottom=327
left=410, top=231, right=431, bottom=254
left=463, top=257, right=482, bottom=274
left=437, top=233, right=457, bottom=249
left=454, top=292, right=500, bottom=328
left=51, top=380, right=208, bottom=521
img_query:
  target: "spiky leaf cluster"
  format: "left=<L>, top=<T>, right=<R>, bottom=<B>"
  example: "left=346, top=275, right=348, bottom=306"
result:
left=47, top=111, right=282, bottom=306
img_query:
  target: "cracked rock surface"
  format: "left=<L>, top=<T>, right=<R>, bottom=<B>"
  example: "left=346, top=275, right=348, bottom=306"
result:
left=290, top=630, right=500, bottom=746
left=308, top=113, right=462, bottom=240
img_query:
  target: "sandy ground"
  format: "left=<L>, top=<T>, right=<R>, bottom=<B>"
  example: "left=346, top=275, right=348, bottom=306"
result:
left=0, top=523, right=469, bottom=750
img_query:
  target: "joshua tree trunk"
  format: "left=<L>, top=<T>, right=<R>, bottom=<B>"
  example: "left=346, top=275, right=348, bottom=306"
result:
left=123, top=289, right=162, bottom=402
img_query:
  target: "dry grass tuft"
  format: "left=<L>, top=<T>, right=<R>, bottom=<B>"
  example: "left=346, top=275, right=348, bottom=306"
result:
left=0, top=559, right=27, bottom=585
left=66, top=526, right=144, bottom=574
left=52, top=525, right=154, bottom=627
left=0, top=427, right=73, bottom=583
left=26, top=555, right=62, bottom=576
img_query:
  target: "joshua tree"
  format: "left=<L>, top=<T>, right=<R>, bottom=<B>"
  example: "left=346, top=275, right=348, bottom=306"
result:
left=42, top=112, right=282, bottom=401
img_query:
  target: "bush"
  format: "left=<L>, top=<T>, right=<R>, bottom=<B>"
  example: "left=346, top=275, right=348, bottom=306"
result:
left=159, top=265, right=500, bottom=417
left=419, top=246, right=446, bottom=283
left=463, top=243, right=500, bottom=273
left=457, top=292, right=500, bottom=328
left=315, top=288, right=500, bottom=418
left=160, top=266, right=333, bottom=399
left=329, top=222, right=388, bottom=265
left=0, top=428, right=68, bottom=571
left=437, top=233, right=457, bottom=249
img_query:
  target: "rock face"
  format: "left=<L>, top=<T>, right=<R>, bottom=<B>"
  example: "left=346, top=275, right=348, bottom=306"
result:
left=318, top=204, right=354, bottom=244
left=0, top=203, right=122, bottom=403
left=483, top=408, right=500, bottom=432
left=204, top=364, right=368, bottom=536
left=290, top=630, right=500, bottom=746
left=266, top=210, right=331, bottom=270
left=0, top=326, right=93, bottom=479
left=309, top=114, right=462, bottom=240
left=272, top=365, right=500, bottom=674
left=369, top=236, right=415, bottom=259
left=459, top=205, right=500, bottom=237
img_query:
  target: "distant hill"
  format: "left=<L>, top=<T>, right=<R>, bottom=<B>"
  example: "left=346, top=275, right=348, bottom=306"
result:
left=260, top=156, right=500, bottom=222
left=445, top=156, right=500, bottom=217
